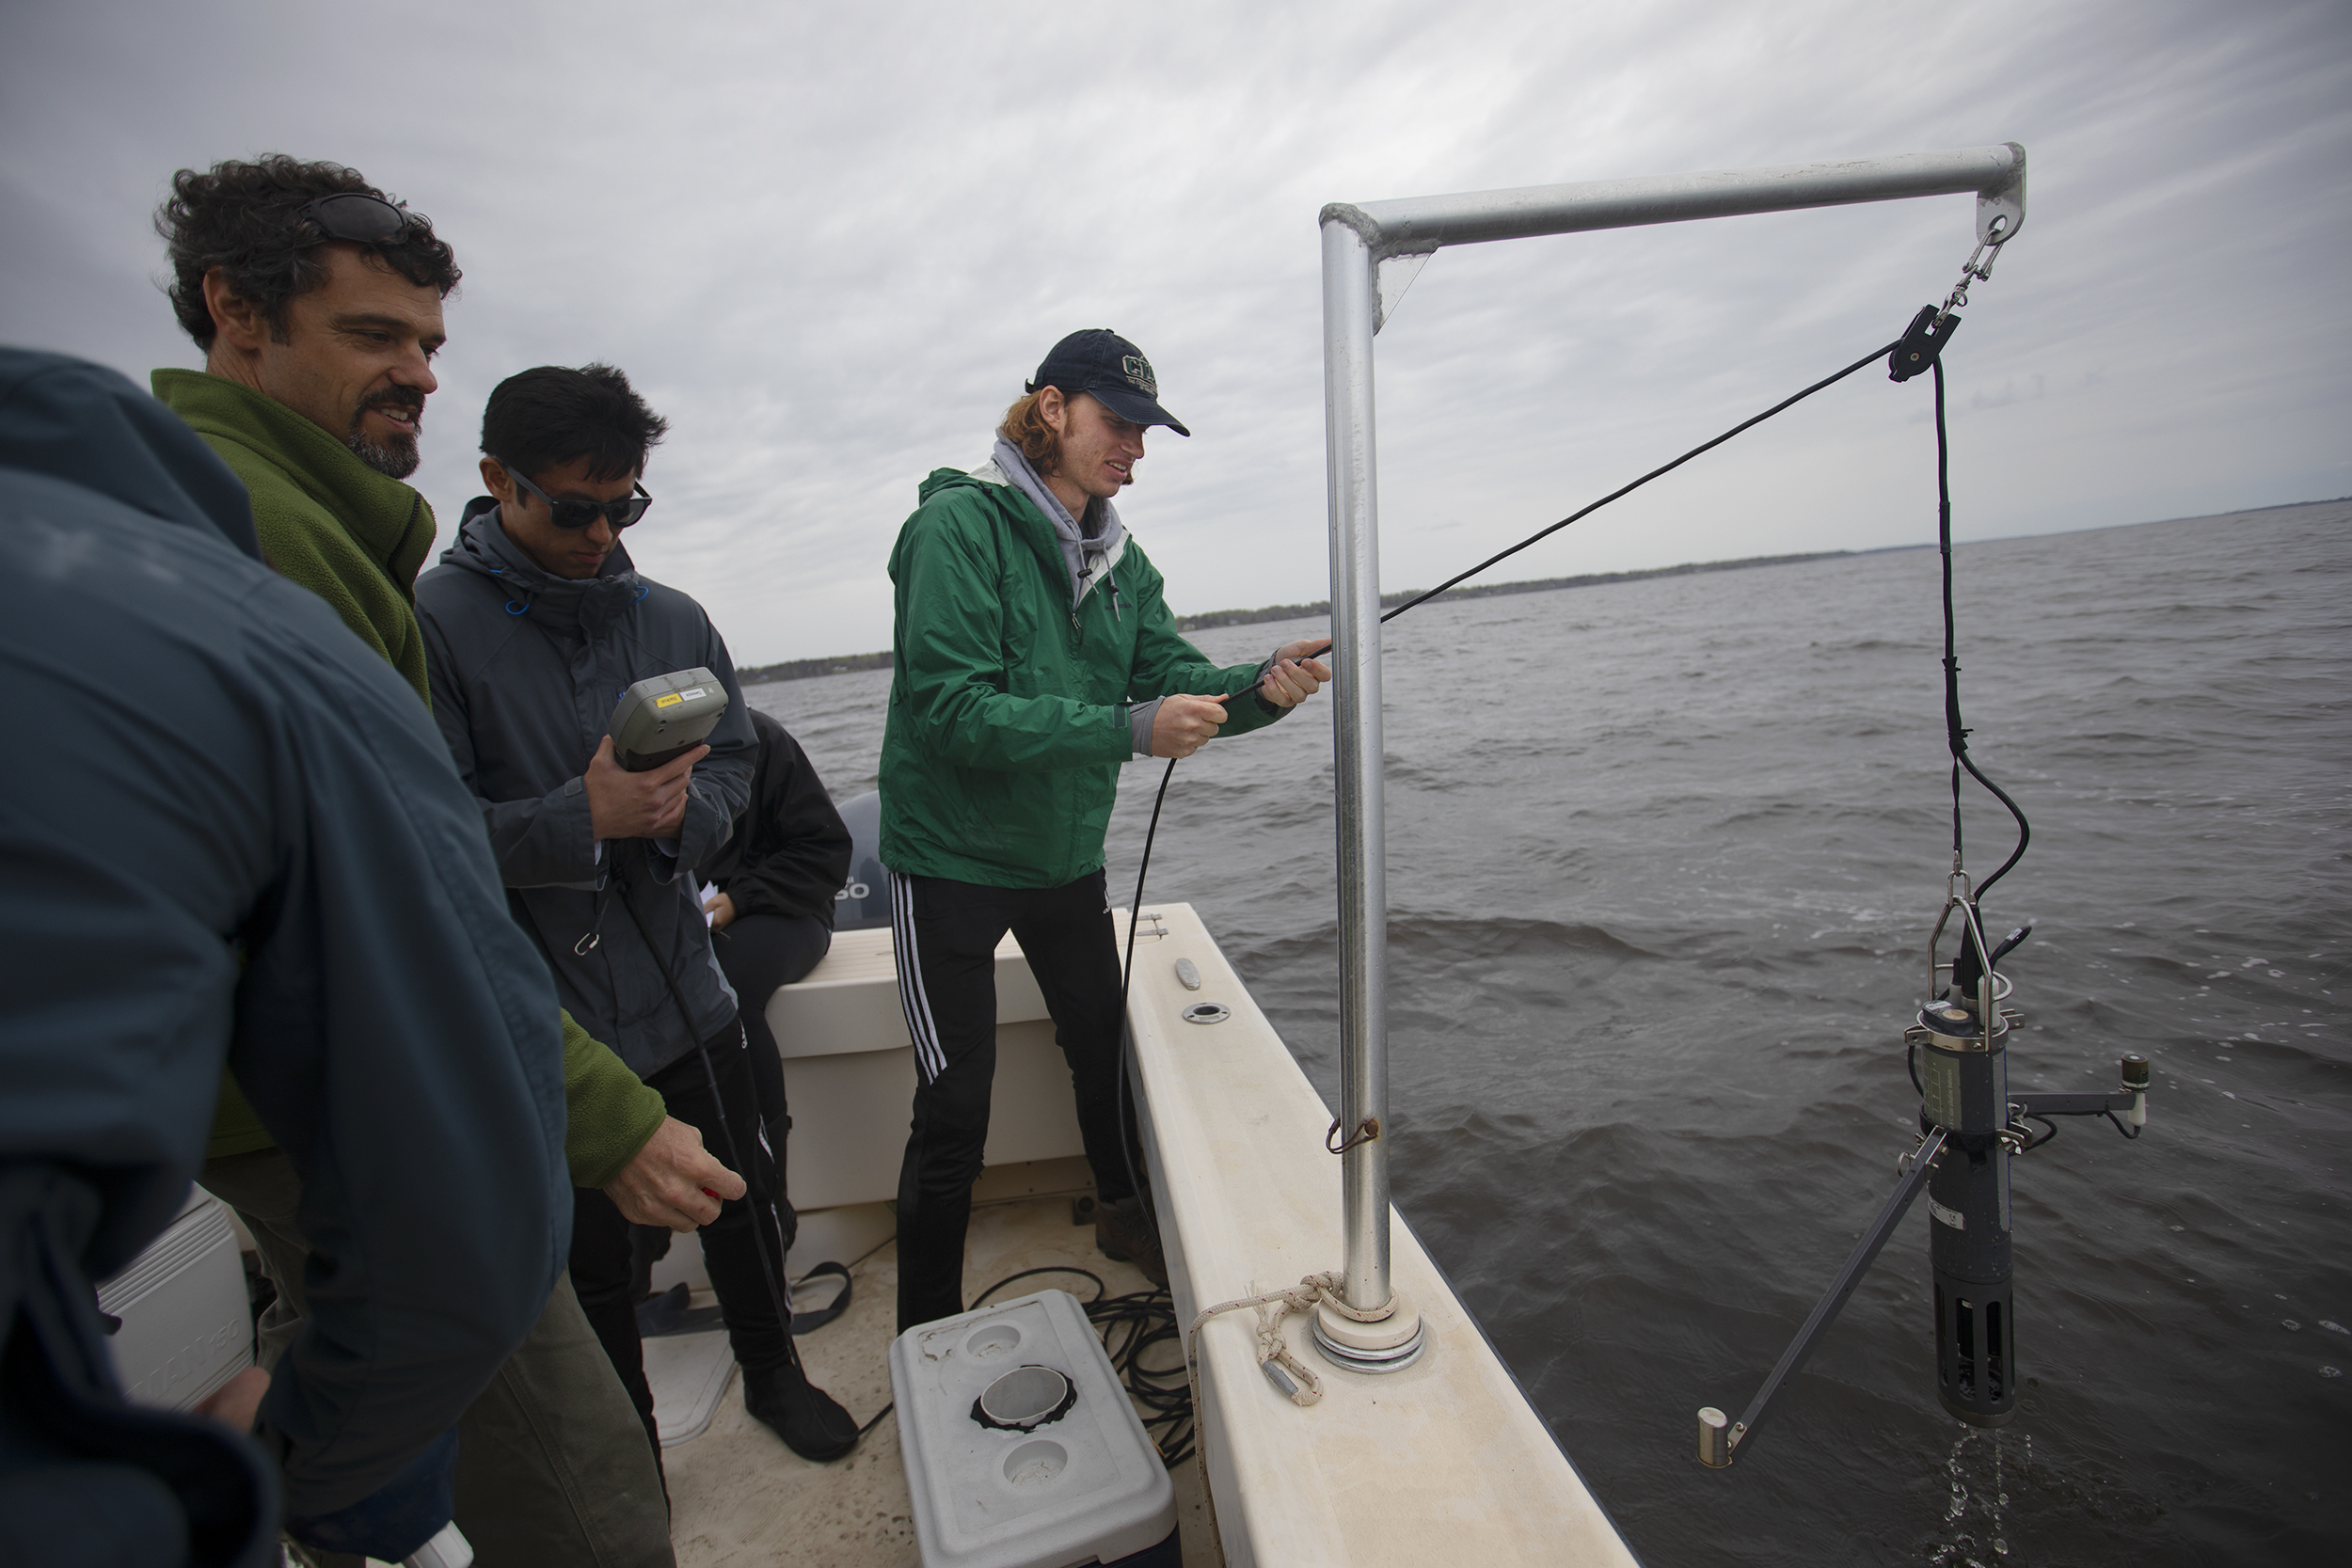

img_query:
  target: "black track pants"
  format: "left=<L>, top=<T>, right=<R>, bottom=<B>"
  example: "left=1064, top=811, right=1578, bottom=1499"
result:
left=889, top=867, right=1134, bottom=1332
left=572, top=1022, right=792, bottom=1459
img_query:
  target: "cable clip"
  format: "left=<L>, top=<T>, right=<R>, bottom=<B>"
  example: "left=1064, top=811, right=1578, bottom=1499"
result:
left=1326, top=1117, right=1381, bottom=1155
left=1888, top=306, right=1963, bottom=383
left=1893, top=216, right=2015, bottom=383
left=1934, top=214, right=2011, bottom=323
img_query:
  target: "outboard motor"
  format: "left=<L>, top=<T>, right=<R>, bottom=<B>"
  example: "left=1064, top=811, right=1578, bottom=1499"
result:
left=832, top=789, right=890, bottom=931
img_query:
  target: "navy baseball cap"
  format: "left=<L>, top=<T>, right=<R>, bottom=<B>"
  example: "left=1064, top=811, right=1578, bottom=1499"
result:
left=1025, top=329, right=1190, bottom=437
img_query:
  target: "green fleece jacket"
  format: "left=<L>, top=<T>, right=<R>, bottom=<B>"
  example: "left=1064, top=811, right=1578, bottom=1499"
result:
left=153, top=369, right=665, bottom=1187
left=881, top=462, right=1285, bottom=887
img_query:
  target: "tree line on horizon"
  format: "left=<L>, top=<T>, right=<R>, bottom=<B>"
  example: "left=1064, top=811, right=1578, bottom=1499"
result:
left=732, top=546, right=1876, bottom=687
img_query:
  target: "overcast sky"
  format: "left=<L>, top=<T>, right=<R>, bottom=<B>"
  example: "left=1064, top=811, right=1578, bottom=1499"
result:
left=4, top=0, right=2344, bottom=665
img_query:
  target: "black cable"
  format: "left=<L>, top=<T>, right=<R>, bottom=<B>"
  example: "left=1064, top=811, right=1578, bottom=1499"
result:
left=2022, top=1101, right=2141, bottom=1140
left=609, top=848, right=818, bottom=1393
left=969, top=1263, right=1196, bottom=1468
left=1268, top=339, right=1906, bottom=673
left=1375, top=340, right=1900, bottom=627
left=972, top=1265, right=1107, bottom=1309
left=1931, top=359, right=2031, bottom=902
left=1110, top=758, right=1181, bottom=1216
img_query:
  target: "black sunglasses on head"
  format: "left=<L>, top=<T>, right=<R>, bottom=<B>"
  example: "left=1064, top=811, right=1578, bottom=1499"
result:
left=496, top=459, right=654, bottom=531
left=294, top=192, right=418, bottom=246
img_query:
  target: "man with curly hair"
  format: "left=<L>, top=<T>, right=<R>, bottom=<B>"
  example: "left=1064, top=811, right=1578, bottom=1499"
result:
left=151, top=156, right=701, bottom=1567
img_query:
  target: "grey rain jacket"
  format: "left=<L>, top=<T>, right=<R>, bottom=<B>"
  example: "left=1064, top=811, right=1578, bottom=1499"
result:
left=0, top=350, right=569, bottom=1550
left=417, top=500, right=755, bottom=1079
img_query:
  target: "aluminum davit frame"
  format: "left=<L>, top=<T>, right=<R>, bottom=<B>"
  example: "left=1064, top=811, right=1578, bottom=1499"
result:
left=1314, top=144, right=2029, bottom=1361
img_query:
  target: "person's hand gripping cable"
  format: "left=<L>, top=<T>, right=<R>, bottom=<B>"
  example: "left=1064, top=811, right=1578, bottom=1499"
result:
left=1151, top=638, right=1331, bottom=758
left=582, top=725, right=744, bottom=1227
left=603, top=1116, right=746, bottom=1231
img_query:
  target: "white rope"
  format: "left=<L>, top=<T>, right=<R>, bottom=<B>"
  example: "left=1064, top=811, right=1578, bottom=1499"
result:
left=1180, top=1270, right=1396, bottom=1566
left=1184, top=1270, right=1391, bottom=1411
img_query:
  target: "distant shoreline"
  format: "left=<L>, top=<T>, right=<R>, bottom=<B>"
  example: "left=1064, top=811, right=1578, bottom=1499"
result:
left=734, top=497, right=2350, bottom=688
left=735, top=547, right=1887, bottom=686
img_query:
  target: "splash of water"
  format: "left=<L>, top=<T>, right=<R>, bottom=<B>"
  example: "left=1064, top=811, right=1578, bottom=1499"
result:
left=1926, top=1427, right=2028, bottom=1563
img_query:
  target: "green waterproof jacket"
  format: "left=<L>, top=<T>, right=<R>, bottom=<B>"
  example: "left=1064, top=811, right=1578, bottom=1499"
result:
left=152, top=369, right=665, bottom=1185
left=881, top=463, right=1285, bottom=888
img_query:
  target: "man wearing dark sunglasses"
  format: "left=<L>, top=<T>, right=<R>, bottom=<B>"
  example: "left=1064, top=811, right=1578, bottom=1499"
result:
left=417, top=364, right=864, bottom=1470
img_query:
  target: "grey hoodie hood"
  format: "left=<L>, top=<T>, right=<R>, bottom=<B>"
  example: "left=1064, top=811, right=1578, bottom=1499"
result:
left=444, top=495, right=647, bottom=637
left=985, top=437, right=1128, bottom=615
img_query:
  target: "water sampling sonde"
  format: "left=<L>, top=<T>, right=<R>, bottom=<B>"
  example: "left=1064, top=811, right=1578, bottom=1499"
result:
left=1691, top=272, right=2155, bottom=1467
left=1692, top=909, right=2153, bottom=1468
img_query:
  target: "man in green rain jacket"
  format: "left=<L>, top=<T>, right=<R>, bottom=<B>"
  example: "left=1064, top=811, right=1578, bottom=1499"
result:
left=151, top=155, right=724, bottom=1565
left=882, top=329, right=1331, bottom=1332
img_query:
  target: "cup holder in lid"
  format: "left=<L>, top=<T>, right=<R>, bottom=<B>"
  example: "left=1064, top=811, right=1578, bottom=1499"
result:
left=963, top=1323, right=1021, bottom=1359
left=1002, top=1437, right=1067, bottom=1485
left=972, top=1365, right=1075, bottom=1432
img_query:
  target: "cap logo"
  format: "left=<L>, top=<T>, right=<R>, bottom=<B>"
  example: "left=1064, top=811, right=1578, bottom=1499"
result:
left=1120, top=355, right=1157, bottom=397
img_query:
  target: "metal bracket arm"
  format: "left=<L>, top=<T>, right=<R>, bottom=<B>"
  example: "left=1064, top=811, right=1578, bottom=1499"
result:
left=1698, top=1127, right=1947, bottom=1466
left=1324, top=142, right=2026, bottom=266
left=2010, top=1091, right=2133, bottom=1117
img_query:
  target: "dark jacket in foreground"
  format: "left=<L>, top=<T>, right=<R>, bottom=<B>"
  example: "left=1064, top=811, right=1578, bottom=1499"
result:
left=418, top=501, right=756, bottom=1078
left=704, top=707, right=852, bottom=927
left=0, top=351, right=569, bottom=1546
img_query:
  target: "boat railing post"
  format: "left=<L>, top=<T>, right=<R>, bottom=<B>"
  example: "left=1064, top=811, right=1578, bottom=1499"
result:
left=1311, top=214, right=1428, bottom=1375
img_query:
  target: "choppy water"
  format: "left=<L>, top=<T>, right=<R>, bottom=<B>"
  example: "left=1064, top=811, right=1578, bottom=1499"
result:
left=747, top=499, right=2350, bottom=1566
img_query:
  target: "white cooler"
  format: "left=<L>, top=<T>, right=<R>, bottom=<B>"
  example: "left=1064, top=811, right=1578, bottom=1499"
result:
left=890, top=1290, right=1176, bottom=1568
left=95, top=1187, right=252, bottom=1411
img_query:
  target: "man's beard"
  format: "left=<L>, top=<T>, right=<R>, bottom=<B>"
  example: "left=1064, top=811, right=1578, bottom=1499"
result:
left=346, top=391, right=423, bottom=479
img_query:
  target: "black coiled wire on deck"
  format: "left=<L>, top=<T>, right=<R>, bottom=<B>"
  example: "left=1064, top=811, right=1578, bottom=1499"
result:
left=971, top=1266, right=1196, bottom=1466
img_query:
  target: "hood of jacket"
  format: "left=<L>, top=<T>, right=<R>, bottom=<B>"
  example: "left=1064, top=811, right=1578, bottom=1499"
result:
left=0, top=350, right=259, bottom=560
left=150, top=367, right=432, bottom=589
left=984, top=439, right=1128, bottom=613
left=442, top=496, right=647, bottom=637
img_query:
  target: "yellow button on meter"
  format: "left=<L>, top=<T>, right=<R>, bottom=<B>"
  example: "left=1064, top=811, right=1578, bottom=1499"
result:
left=609, top=667, right=730, bottom=771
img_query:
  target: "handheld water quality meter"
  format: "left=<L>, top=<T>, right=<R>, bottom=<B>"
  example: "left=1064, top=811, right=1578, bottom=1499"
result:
left=609, top=668, right=729, bottom=771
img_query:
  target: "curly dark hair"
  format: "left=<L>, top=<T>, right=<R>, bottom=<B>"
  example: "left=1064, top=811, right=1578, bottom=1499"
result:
left=155, top=155, right=461, bottom=350
left=482, top=364, right=671, bottom=484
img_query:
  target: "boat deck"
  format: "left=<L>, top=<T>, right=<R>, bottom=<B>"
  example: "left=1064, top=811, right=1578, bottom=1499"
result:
left=664, top=1188, right=1216, bottom=1566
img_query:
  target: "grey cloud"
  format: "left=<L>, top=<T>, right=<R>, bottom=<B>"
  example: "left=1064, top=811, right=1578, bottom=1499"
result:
left=2, top=0, right=2344, bottom=664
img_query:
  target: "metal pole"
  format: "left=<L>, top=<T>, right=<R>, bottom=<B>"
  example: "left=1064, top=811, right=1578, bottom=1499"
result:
left=1320, top=216, right=1391, bottom=1317
left=1322, top=144, right=2026, bottom=260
